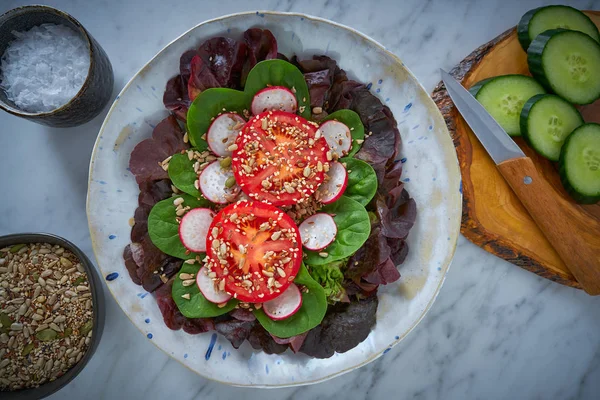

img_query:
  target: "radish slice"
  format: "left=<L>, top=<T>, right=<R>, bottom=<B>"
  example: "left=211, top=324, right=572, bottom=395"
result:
left=178, top=208, right=215, bottom=252
left=199, top=161, right=240, bottom=204
left=196, top=266, right=232, bottom=304
left=251, top=86, right=297, bottom=115
left=319, top=120, right=352, bottom=157
left=263, top=283, right=302, bottom=320
left=299, top=213, right=337, bottom=251
left=316, top=161, right=347, bottom=204
left=207, top=113, right=245, bottom=157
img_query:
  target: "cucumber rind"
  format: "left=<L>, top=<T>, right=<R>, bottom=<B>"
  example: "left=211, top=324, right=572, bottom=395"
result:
left=518, top=6, right=600, bottom=51
left=558, top=123, right=600, bottom=204
left=519, top=94, right=584, bottom=161
left=470, top=74, right=545, bottom=136
left=517, top=7, right=539, bottom=50
left=528, top=29, right=600, bottom=105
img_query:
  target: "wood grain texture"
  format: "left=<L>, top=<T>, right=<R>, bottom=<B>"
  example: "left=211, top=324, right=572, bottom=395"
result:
left=431, top=11, right=600, bottom=289
left=497, top=157, right=600, bottom=294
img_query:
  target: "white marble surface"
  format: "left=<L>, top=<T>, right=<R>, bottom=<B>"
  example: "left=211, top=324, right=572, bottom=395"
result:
left=1, top=0, right=599, bottom=398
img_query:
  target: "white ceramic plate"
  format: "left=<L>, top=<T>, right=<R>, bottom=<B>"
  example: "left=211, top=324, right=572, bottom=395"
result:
left=87, top=11, right=461, bottom=387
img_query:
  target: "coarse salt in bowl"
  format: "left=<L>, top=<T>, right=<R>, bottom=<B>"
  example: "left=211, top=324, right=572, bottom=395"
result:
left=0, top=5, right=113, bottom=127
left=0, top=23, right=91, bottom=113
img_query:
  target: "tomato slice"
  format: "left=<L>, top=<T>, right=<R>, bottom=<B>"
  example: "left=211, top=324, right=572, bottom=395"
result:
left=232, top=111, right=330, bottom=206
left=204, top=200, right=302, bottom=303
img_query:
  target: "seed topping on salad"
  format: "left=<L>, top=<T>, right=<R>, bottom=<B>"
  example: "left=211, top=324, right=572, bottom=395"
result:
left=232, top=111, right=330, bottom=206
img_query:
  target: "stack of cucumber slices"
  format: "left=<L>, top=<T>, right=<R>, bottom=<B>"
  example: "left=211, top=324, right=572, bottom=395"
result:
left=469, top=5, right=600, bottom=204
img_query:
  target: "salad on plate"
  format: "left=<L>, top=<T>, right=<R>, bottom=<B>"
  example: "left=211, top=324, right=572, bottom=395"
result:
left=123, top=28, right=416, bottom=358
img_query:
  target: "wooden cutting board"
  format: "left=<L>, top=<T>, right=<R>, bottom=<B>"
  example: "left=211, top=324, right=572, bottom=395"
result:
left=431, top=11, right=600, bottom=289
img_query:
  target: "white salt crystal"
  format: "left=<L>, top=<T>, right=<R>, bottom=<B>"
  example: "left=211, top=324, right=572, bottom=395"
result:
left=0, top=23, right=90, bottom=113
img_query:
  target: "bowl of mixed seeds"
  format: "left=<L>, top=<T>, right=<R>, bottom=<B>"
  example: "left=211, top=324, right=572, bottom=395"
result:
left=0, top=233, right=105, bottom=399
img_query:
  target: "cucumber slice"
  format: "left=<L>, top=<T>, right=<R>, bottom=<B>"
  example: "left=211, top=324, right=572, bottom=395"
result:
left=518, top=6, right=600, bottom=50
left=559, top=123, right=600, bottom=204
left=520, top=94, right=584, bottom=161
left=470, top=75, right=546, bottom=136
left=528, top=29, right=600, bottom=105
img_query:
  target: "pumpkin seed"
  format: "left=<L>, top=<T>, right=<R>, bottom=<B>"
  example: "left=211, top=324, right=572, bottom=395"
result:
left=80, top=320, right=93, bottom=336
left=73, top=276, right=86, bottom=286
left=21, top=343, right=34, bottom=356
left=9, top=244, right=26, bottom=253
left=35, top=328, right=58, bottom=342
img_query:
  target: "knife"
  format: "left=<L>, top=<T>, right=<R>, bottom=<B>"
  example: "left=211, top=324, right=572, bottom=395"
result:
left=441, top=69, right=600, bottom=295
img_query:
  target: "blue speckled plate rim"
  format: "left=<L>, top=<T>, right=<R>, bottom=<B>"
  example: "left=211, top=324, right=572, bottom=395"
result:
left=86, top=10, right=462, bottom=388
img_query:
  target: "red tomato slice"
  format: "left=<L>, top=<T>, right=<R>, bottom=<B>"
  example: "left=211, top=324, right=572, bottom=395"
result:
left=232, top=111, right=330, bottom=206
left=204, top=200, right=302, bottom=303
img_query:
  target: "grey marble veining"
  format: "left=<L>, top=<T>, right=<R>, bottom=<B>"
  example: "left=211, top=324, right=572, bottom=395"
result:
left=1, top=0, right=599, bottom=399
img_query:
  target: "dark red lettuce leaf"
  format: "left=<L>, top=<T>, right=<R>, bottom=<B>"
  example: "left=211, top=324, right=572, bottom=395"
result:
left=138, top=179, right=172, bottom=207
left=182, top=317, right=215, bottom=335
left=388, top=237, right=409, bottom=265
left=271, top=333, right=308, bottom=353
left=123, top=245, right=141, bottom=285
left=215, top=319, right=255, bottom=349
left=162, top=50, right=198, bottom=122
left=349, top=89, right=401, bottom=182
left=126, top=235, right=181, bottom=293
left=187, top=37, right=247, bottom=101
left=376, top=189, right=417, bottom=239
left=163, top=75, right=189, bottom=122
left=141, top=257, right=182, bottom=293
left=187, top=55, right=220, bottom=101
left=363, top=258, right=400, bottom=285
left=344, top=280, right=379, bottom=297
left=131, top=205, right=151, bottom=243
left=155, top=281, right=187, bottom=330
left=241, top=28, right=277, bottom=84
left=229, top=308, right=256, bottom=322
left=346, top=226, right=390, bottom=280
left=247, top=324, right=288, bottom=354
left=180, top=50, right=199, bottom=85
left=155, top=281, right=214, bottom=333
left=300, top=295, right=378, bottom=358
left=129, top=115, right=188, bottom=185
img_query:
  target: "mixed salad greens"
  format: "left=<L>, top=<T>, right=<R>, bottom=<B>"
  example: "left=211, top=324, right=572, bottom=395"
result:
left=123, top=28, right=416, bottom=357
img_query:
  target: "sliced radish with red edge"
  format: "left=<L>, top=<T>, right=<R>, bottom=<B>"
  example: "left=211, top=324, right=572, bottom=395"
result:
left=251, top=86, right=297, bottom=115
left=207, top=113, right=245, bottom=156
left=263, top=283, right=302, bottom=320
left=319, top=120, right=351, bottom=157
left=316, top=161, right=347, bottom=204
left=199, top=161, right=240, bottom=204
left=178, top=208, right=215, bottom=252
left=299, top=213, right=337, bottom=251
left=196, top=266, right=232, bottom=304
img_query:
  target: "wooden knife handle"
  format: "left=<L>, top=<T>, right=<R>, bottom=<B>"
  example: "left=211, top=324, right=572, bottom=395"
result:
left=497, top=157, right=600, bottom=295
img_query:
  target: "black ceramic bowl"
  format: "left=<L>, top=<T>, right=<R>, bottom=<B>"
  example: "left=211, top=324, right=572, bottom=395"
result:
left=0, top=233, right=105, bottom=399
left=0, top=5, right=114, bottom=127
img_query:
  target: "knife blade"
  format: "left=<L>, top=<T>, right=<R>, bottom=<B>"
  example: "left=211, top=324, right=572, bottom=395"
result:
left=440, top=69, right=600, bottom=295
left=440, top=69, right=525, bottom=164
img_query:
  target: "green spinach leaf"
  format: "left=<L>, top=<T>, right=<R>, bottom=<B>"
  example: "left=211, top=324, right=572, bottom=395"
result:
left=148, top=194, right=211, bottom=259
left=187, top=88, right=250, bottom=148
left=341, top=157, right=378, bottom=206
left=254, top=264, right=327, bottom=338
left=168, top=153, right=201, bottom=197
left=172, top=263, right=238, bottom=318
left=304, top=196, right=371, bottom=265
left=323, top=109, right=365, bottom=157
left=244, top=60, right=311, bottom=119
